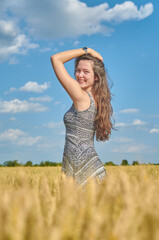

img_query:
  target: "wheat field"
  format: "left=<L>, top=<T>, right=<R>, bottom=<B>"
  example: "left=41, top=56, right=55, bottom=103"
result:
left=0, top=165, right=159, bottom=240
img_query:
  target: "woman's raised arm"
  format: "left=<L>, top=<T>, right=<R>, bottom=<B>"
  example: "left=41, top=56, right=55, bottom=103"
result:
left=50, top=48, right=87, bottom=103
left=50, top=48, right=103, bottom=103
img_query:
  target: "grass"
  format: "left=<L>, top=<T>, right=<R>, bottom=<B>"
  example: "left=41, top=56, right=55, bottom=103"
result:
left=0, top=165, right=159, bottom=240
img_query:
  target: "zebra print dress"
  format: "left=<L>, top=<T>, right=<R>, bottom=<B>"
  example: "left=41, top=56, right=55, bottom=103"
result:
left=61, top=92, right=106, bottom=187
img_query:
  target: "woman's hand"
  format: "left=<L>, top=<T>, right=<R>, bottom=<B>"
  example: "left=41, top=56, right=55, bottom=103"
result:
left=87, top=48, right=103, bottom=62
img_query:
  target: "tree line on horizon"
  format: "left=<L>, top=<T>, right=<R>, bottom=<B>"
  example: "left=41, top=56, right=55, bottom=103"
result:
left=0, top=159, right=158, bottom=167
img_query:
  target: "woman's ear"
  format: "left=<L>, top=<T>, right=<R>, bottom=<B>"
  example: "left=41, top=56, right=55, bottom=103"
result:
left=94, top=73, right=98, bottom=82
left=95, top=76, right=98, bottom=82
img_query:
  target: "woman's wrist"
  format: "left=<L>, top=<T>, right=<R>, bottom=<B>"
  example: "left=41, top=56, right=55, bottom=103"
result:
left=87, top=48, right=91, bottom=55
left=87, top=48, right=103, bottom=62
left=86, top=48, right=96, bottom=56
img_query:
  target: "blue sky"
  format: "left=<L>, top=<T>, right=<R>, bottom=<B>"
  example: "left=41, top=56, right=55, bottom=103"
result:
left=0, top=0, right=158, bottom=165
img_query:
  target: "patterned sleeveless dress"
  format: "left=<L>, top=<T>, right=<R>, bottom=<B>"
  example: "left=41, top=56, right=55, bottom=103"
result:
left=61, top=92, right=106, bottom=187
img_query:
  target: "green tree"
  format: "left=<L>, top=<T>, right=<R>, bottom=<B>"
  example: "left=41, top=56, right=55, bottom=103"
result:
left=3, top=160, right=21, bottom=167
left=105, top=161, right=116, bottom=166
left=121, top=159, right=129, bottom=166
left=40, top=161, right=45, bottom=166
left=39, top=161, right=58, bottom=166
left=132, top=161, right=139, bottom=165
left=25, top=161, right=33, bottom=166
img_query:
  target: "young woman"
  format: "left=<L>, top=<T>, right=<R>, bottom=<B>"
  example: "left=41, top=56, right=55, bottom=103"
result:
left=50, top=48, right=114, bottom=187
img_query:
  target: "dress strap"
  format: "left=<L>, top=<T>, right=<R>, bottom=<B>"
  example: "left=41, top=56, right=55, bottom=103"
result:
left=86, top=92, right=92, bottom=104
left=86, top=92, right=96, bottom=110
left=87, top=91, right=93, bottom=101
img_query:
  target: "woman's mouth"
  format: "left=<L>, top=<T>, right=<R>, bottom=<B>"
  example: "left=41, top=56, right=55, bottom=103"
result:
left=78, top=80, right=85, bottom=84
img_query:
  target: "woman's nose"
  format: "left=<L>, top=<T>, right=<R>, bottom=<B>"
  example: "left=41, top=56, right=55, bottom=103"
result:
left=79, top=71, right=83, bottom=77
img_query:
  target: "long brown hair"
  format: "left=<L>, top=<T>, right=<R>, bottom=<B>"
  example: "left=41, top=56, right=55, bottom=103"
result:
left=75, top=54, right=115, bottom=141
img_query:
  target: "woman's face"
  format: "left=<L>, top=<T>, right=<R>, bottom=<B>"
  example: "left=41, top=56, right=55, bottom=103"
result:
left=75, top=60, right=96, bottom=92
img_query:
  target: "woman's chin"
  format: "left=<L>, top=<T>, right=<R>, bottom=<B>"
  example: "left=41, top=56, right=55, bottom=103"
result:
left=79, top=83, right=87, bottom=88
left=78, top=82, right=86, bottom=85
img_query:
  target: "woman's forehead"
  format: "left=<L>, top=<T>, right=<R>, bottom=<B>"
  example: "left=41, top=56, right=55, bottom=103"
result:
left=77, top=60, right=93, bottom=69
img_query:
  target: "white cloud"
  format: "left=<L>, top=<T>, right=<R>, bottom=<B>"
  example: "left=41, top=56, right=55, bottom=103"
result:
left=0, top=99, right=48, bottom=113
left=112, top=137, right=133, bottom=143
left=115, top=122, right=128, bottom=127
left=18, top=136, right=42, bottom=146
left=9, top=0, right=112, bottom=38
left=59, top=42, right=64, bottom=46
left=10, top=117, right=16, bottom=121
left=44, top=121, right=64, bottom=129
left=150, top=128, right=159, bottom=134
left=39, top=47, right=51, bottom=53
left=0, top=128, right=42, bottom=146
left=102, top=2, right=153, bottom=22
left=0, top=19, right=39, bottom=62
left=5, top=87, right=17, bottom=94
left=4, top=0, right=153, bottom=40
left=29, top=96, right=52, bottom=102
left=54, top=101, right=60, bottom=105
left=0, top=129, right=25, bottom=140
left=6, top=81, right=51, bottom=94
left=115, top=119, right=147, bottom=128
left=9, top=56, right=19, bottom=64
left=120, top=108, right=139, bottom=114
left=113, top=144, right=146, bottom=153
left=37, top=138, right=64, bottom=150
left=0, top=1, right=154, bottom=62
left=19, top=81, right=50, bottom=93
left=73, top=40, right=81, bottom=46
left=132, top=119, right=147, bottom=126
left=43, top=121, right=65, bottom=137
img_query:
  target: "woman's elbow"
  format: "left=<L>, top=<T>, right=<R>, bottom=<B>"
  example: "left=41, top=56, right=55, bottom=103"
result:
left=50, top=54, right=57, bottom=64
